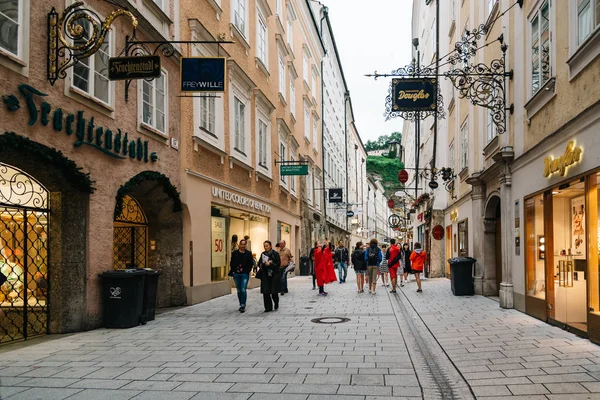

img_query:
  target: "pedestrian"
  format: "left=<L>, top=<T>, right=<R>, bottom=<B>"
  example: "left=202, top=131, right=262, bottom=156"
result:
left=309, top=241, right=318, bottom=290
left=379, top=244, right=389, bottom=287
left=363, top=243, right=369, bottom=287
left=251, top=253, right=258, bottom=275
left=231, top=234, right=239, bottom=253
left=334, top=241, right=349, bottom=283
left=410, top=242, right=426, bottom=292
left=364, top=238, right=382, bottom=294
left=244, top=235, right=251, bottom=252
left=400, top=242, right=412, bottom=287
left=351, top=241, right=366, bottom=293
left=228, top=239, right=254, bottom=313
left=257, top=240, right=281, bottom=312
left=313, top=239, right=337, bottom=296
left=278, top=240, right=293, bottom=295
left=387, top=239, right=401, bottom=293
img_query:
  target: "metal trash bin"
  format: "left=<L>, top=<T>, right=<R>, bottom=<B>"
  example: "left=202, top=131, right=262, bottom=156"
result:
left=300, top=256, right=310, bottom=276
left=448, top=257, right=477, bottom=296
left=141, top=269, right=160, bottom=322
left=99, top=269, right=146, bottom=328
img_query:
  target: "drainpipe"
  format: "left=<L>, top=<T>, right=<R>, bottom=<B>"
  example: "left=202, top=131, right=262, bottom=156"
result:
left=344, top=92, right=349, bottom=233
left=320, top=7, right=328, bottom=229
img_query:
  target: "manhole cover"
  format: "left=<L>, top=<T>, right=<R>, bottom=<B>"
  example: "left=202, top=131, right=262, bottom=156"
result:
left=311, top=317, right=351, bottom=324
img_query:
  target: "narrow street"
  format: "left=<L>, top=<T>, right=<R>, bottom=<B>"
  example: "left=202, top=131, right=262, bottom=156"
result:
left=1, top=276, right=600, bottom=400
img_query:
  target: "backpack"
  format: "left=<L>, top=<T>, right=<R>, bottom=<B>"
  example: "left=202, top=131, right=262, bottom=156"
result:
left=367, top=247, right=379, bottom=266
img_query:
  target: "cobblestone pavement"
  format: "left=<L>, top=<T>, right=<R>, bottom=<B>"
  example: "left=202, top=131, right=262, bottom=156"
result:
left=1, top=275, right=600, bottom=399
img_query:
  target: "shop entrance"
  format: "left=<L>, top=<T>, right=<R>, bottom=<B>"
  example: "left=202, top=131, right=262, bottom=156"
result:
left=484, top=195, right=502, bottom=295
left=0, top=163, right=49, bottom=344
left=113, top=195, right=148, bottom=269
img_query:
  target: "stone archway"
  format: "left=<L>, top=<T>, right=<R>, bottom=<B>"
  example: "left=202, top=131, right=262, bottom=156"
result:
left=483, top=194, right=502, bottom=296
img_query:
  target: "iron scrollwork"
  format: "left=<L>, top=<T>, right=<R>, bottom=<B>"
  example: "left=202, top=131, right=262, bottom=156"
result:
left=447, top=23, right=489, bottom=66
left=0, top=163, right=48, bottom=210
left=384, top=82, right=445, bottom=121
left=48, top=2, right=138, bottom=85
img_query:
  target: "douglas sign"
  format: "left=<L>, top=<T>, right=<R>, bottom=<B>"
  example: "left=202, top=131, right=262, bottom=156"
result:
left=392, top=78, right=437, bottom=112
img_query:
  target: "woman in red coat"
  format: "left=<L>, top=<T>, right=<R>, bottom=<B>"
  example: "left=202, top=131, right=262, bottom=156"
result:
left=313, top=240, right=336, bottom=296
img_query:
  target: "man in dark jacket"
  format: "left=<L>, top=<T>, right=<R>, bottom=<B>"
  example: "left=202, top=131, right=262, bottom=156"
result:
left=229, top=240, right=255, bottom=313
left=334, top=241, right=349, bottom=283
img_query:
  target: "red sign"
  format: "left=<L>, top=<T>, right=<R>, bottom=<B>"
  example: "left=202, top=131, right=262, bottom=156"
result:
left=398, top=169, right=409, bottom=183
left=432, top=225, right=444, bottom=240
left=388, top=199, right=395, bottom=209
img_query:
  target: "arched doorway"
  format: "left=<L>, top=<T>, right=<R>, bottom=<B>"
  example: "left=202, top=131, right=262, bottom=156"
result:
left=0, top=163, right=50, bottom=343
left=113, top=195, right=148, bottom=270
left=483, top=194, right=502, bottom=296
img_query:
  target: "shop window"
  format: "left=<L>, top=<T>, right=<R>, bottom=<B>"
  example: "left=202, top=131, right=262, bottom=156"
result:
left=588, top=173, right=599, bottom=315
left=530, top=0, right=552, bottom=95
left=458, top=219, right=468, bottom=256
left=141, top=71, right=167, bottom=135
left=72, top=19, right=112, bottom=105
left=525, top=194, right=546, bottom=300
left=113, top=195, right=147, bottom=270
left=0, top=0, right=20, bottom=56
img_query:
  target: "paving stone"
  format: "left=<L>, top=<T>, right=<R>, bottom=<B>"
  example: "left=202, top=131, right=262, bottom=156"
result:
left=471, top=385, right=511, bottom=397
left=304, top=374, right=351, bottom=385
left=351, top=374, right=384, bottom=386
left=18, top=377, right=80, bottom=387
left=68, top=378, right=131, bottom=389
left=227, top=382, right=286, bottom=393
left=63, top=389, right=141, bottom=399
left=5, top=387, right=83, bottom=400
left=189, top=393, right=251, bottom=400
left=283, top=383, right=339, bottom=394
left=120, top=380, right=183, bottom=391
left=338, top=384, right=392, bottom=396
left=269, top=374, right=306, bottom=384
left=543, top=382, right=590, bottom=394
left=174, top=382, right=235, bottom=392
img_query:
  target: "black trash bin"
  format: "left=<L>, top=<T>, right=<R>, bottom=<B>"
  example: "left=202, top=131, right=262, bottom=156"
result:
left=448, top=257, right=477, bottom=296
left=141, top=269, right=160, bottom=322
left=99, top=269, right=146, bottom=328
left=300, top=256, right=310, bottom=276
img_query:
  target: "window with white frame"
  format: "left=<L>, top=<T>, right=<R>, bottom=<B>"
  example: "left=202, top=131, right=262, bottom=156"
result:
left=153, top=0, right=163, bottom=9
left=487, top=0, right=497, bottom=16
left=287, top=18, right=294, bottom=49
left=450, top=0, right=456, bottom=23
left=449, top=141, right=455, bottom=171
left=276, top=0, right=283, bottom=16
left=199, top=96, right=215, bottom=134
left=577, top=0, right=600, bottom=45
left=460, top=121, right=468, bottom=171
left=307, top=168, right=313, bottom=204
left=290, top=153, right=297, bottom=193
left=278, top=53, right=286, bottom=99
left=304, top=103, right=310, bottom=140
left=312, top=120, right=318, bottom=149
left=258, top=119, right=268, bottom=168
left=531, top=0, right=551, bottom=95
left=290, top=79, right=296, bottom=116
left=256, top=11, right=268, bottom=65
left=280, top=142, right=287, bottom=184
left=72, top=19, right=112, bottom=105
left=303, top=53, right=309, bottom=83
left=232, top=0, right=247, bottom=36
left=486, top=109, right=497, bottom=143
left=0, top=0, right=21, bottom=56
left=315, top=177, right=321, bottom=210
left=142, top=72, right=167, bottom=133
left=234, top=97, right=246, bottom=153
left=311, top=71, right=317, bottom=98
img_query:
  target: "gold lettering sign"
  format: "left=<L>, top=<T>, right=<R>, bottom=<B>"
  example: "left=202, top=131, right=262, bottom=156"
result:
left=397, top=89, right=430, bottom=102
left=543, top=141, right=583, bottom=178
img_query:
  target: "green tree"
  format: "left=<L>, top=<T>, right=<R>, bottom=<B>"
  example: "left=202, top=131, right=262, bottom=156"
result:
left=364, top=131, right=402, bottom=152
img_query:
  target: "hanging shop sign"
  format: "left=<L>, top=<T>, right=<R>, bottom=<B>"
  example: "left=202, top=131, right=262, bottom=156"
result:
left=432, top=225, right=444, bottom=241
left=181, top=57, right=226, bottom=92
left=391, top=78, right=437, bottom=112
left=346, top=211, right=355, bottom=217
left=388, top=214, right=401, bottom=228
left=212, top=187, right=272, bottom=213
left=328, top=188, right=343, bottom=203
left=543, top=141, right=583, bottom=178
left=2, top=84, right=157, bottom=162
left=280, top=164, right=309, bottom=176
left=388, top=199, right=395, bottom=209
left=450, top=209, right=459, bottom=222
left=108, top=56, right=161, bottom=81
left=398, top=169, right=409, bottom=183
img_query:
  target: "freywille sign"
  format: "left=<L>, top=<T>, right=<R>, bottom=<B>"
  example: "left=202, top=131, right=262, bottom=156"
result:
left=108, top=56, right=161, bottom=81
left=392, top=78, right=437, bottom=112
left=328, top=188, right=343, bottom=203
left=181, top=57, right=226, bottom=92
left=2, top=84, right=158, bottom=162
left=544, top=141, right=583, bottom=178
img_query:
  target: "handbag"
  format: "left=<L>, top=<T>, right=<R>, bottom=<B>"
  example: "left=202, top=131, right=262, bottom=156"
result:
left=255, top=268, right=263, bottom=279
left=285, top=262, right=295, bottom=273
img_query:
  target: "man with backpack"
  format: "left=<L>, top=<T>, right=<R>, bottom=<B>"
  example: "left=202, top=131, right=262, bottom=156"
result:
left=334, top=241, right=349, bottom=283
left=364, top=238, right=383, bottom=295
left=386, top=239, right=401, bottom=293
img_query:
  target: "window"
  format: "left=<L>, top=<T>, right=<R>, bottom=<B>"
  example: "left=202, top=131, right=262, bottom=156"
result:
left=311, top=71, right=317, bottom=98
left=0, top=0, right=20, bottom=56
left=458, top=219, right=468, bottom=257
left=531, top=0, right=551, bottom=95
left=304, top=103, right=310, bottom=140
left=258, top=120, right=268, bottom=167
left=577, top=0, right=600, bottom=45
left=233, top=0, right=246, bottom=35
left=256, top=12, right=268, bottom=65
left=280, top=142, right=287, bottom=184
left=287, top=18, right=294, bottom=49
left=72, top=19, right=112, bottom=105
left=290, top=154, right=296, bottom=193
left=460, top=121, right=468, bottom=171
left=276, top=0, right=283, bottom=16
left=449, top=141, right=455, bottom=171
left=153, top=0, right=163, bottom=9
left=142, top=72, right=167, bottom=133
left=307, top=168, right=313, bottom=204
left=486, top=109, right=497, bottom=142
left=200, top=96, right=215, bottom=134
left=234, top=97, right=245, bottom=152
left=278, top=54, right=286, bottom=99
left=487, top=0, right=497, bottom=17
left=450, top=0, right=456, bottom=23
left=303, top=53, right=309, bottom=83
left=525, top=194, right=546, bottom=301
left=312, top=120, right=318, bottom=149
left=290, top=79, right=296, bottom=116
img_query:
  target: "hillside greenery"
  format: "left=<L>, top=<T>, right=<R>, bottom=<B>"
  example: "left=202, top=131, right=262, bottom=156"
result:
left=366, top=155, right=405, bottom=198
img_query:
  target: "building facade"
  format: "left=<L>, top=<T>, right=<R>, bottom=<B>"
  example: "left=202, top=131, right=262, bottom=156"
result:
left=0, top=0, right=184, bottom=344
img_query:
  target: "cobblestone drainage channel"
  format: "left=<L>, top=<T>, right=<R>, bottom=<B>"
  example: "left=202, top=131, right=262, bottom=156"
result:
left=311, top=317, right=351, bottom=324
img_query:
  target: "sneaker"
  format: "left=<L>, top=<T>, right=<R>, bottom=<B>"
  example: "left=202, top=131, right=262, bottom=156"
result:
left=400, top=282, right=404, bottom=287
left=319, top=292, right=328, bottom=296
left=274, top=304, right=279, bottom=310
left=390, top=290, right=396, bottom=293
left=312, top=287, right=316, bottom=290
left=417, top=289, right=422, bottom=292
left=239, top=306, right=245, bottom=312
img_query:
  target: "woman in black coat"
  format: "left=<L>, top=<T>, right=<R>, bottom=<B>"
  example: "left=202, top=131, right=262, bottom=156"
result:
left=258, top=240, right=282, bottom=312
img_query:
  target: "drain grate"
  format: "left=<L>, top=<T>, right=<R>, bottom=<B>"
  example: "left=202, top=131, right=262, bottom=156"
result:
left=311, top=317, right=351, bottom=324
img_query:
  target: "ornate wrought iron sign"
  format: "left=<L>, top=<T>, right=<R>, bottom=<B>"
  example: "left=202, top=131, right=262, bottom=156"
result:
left=109, top=55, right=161, bottom=81
left=181, top=57, right=227, bottom=92
left=328, top=188, right=343, bottom=203
left=392, top=78, right=437, bottom=112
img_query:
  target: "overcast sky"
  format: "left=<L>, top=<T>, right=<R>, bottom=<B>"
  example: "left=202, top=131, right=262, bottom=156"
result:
left=321, top=0, right=414, bottom=144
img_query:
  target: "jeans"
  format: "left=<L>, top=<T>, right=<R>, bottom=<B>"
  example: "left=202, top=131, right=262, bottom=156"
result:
left=233, top=273, right=249, bottom=307
left=280, top=269, right=288, bottom=293
left=337, top=262, right=348, bottom=282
